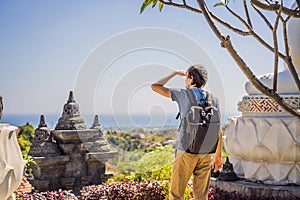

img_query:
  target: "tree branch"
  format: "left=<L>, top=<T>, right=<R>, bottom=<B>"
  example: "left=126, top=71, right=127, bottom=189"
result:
left=210, top=12, right=251, bottom=36
left=282, top=16, right=291, bottom=58
left=163, top=0, right=296, bottom=63
left=225, top=3, right=285, bottom=59
left=197, top=0, right=300, bottom=119
left=251, top=0, right=300, bottom=18
left=159, top=0, right=202, bottom=14
left=243, top=0, right=253, bottom=28
left=160, top=0, right=251, bottom=36
left=197, top=1, right=224, bottom=41
left=252, top=4, right=273, bottom=30
left=272, top=7, right=281, bottom=93
left=157, top=0, right=300, bottom=115
left=226, top=5, right=251, bottom=30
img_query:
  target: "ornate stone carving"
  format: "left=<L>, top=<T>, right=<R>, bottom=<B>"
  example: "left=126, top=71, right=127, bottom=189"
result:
left=237, top=95, right=300, bottom=115
left=55, top=91, right=87, bottom=130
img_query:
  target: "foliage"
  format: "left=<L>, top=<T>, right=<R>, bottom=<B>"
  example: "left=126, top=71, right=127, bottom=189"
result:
left=109, top=145, right=175, bottom=182
left=214, top=0, right=229, bottom=7
left=183, top=182, right=193, bottom=200
left=23, top=155, right=34, bottom=177
left=15, top=123, right=35, bottom=177
left=140, top=0, right=163, bottom=13
left=106, top=130, right=142, bottom=151
left=16, top=189, right=78, bottom=200
left=136, top=145, right=174, bottom=172
left=80, top=181, right=165, bottom=200
left=17, top=123, right=35, bottom=155
left=16, top=185, right=299, bottom=200
left=105, top=129, right=176, bottom=152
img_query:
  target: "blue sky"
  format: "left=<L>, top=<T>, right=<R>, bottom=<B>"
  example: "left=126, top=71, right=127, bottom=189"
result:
left=0, top=0, right=281, bottom=120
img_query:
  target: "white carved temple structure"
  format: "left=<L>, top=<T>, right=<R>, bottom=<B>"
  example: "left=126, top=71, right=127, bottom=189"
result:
left=224, top=4, right=300, bottom=185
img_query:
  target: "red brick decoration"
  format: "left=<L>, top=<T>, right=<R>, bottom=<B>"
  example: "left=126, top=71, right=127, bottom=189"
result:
left=238, top=95, right=299, bottom=114
left=250, top=99, right=279, bottom=112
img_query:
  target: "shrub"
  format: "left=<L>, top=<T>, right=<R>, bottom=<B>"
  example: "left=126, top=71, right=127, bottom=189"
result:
left=17, top=185, right=298, bottom=200
left=16, top=190, right=78, bottom=200
left=110, top=145, right=175, bottom=183
left=80, top=181, right=165, bottom=200
left=17, top=123, right=34, bottom=155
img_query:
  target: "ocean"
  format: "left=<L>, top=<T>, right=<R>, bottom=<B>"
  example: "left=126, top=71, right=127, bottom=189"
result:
left=0, top=113, right=239, bottom=130
left=0, top=114, right=180, bottom=130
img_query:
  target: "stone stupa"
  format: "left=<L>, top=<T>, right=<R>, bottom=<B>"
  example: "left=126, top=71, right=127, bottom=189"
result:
left=55, top=91, right=86, bottom=130
left=29, top=91, right=117, bottom=192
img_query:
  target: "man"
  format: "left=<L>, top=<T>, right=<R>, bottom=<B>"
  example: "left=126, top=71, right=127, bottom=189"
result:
left=151, top=65, right=223, bottom=200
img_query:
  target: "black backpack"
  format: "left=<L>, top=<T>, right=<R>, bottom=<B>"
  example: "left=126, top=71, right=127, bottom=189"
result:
left=180, top=89, right=220, bottom=154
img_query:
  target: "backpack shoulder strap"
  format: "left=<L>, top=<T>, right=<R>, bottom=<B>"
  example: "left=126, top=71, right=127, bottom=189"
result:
left=186, top=89, right=197, bottom=106
left=175, top=89, right=196, bottom=120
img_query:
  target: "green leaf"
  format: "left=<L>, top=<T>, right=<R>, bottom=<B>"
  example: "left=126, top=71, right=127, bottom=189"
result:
left=213, top=2, right=225, bottom=7
left=159, top=1, right=164, bottom=11
left=214, top=0, right=230, bottom=7
left=152, top=0, right=157, bottom=8
left=140, top=0, right=154, bottom=14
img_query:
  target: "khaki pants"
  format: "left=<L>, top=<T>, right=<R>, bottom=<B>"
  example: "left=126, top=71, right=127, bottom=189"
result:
left=169, top=150, right=211, bottom=200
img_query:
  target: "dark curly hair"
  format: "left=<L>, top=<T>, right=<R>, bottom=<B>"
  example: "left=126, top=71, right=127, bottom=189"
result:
left=187, top=64, right=208, bottom=88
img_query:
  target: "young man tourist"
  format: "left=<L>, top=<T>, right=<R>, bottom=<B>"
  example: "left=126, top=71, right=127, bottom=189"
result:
left=151, top=65, right=223, bottom=200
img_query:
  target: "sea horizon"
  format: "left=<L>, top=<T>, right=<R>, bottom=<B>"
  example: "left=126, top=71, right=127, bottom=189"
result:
left=0, top=113, right=240, bottom=130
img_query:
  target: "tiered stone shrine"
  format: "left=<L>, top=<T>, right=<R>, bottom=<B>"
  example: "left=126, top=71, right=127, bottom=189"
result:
left=29, top=91, right=117, bottom=192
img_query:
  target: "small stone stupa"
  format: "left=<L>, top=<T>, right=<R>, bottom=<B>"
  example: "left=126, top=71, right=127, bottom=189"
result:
left=29, top=115, right=61, bottom=157
left=55, top=91, right=86, bottom=130
left=218, top=157, right=238, bottom=181
left=29, top=91, right=117, bottom=192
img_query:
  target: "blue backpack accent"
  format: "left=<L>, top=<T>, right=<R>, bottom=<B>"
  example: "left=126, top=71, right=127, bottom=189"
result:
left=191, top=88, right=206, bottom=106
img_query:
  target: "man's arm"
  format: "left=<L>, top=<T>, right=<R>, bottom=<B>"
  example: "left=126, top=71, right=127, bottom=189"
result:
left=211, top=129, right=223, bottom=172
left=151, top=70, right=186, bottom=98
